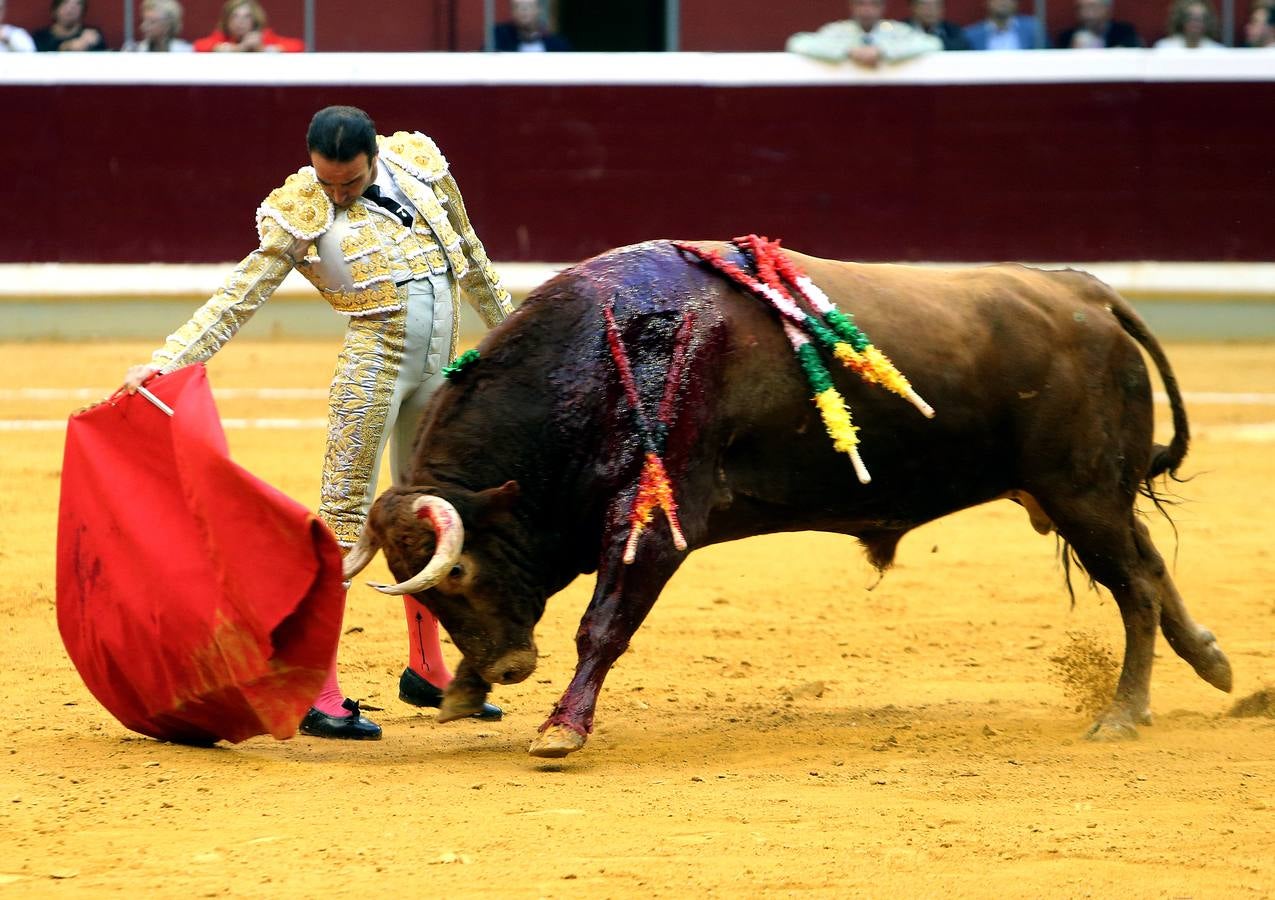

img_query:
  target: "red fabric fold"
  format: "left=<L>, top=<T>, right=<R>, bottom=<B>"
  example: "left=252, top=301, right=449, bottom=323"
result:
left=56, top=365, right=344, bottom=744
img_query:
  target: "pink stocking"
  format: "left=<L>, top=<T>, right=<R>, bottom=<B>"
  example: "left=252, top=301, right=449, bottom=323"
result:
left=404, top=596, right=452, bottom=689
left=311, top=653, right=349, bottom=718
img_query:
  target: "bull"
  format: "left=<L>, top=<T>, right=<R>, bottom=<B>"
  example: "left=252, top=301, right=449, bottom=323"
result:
left=343, top=239, right=1232, bottom=758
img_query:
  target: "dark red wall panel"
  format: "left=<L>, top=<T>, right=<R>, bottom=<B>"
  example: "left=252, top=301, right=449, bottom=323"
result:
left=4, top=80, right=1272, bottom=264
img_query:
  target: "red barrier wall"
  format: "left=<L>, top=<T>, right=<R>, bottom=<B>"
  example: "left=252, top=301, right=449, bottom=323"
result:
left=6, top=73, right=1272, bottom=265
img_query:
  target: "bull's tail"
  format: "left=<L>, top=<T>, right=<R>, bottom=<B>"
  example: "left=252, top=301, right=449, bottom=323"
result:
left=1056, top=287, right=1190, bottom=605
left=1107, top=294, right=1190, bottom=482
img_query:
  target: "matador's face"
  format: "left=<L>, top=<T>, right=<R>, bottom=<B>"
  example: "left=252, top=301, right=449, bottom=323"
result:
left=311, top=151, right=378, bottom=209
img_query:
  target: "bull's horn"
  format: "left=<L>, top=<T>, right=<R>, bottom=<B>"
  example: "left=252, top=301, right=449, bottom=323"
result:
left=368, top=496, right=464, bottom=596
left=341, top=525, right=378, bottom=581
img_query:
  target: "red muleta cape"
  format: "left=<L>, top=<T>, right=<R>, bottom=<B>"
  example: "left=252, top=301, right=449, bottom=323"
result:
left=56, top=365, right=345, bottom=744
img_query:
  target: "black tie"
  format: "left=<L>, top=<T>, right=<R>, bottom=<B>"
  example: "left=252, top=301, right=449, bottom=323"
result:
left=362, top=185, right=413, bottom=227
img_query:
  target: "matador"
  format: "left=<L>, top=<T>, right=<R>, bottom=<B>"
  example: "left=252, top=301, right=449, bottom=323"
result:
left=123, top=105, right=511, bottom=739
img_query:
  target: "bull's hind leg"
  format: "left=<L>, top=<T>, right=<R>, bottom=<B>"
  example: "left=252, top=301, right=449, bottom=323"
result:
left=1049, top=504, right=1163, bottom=740
left=1132, top=520, right=1232, bottom=693
left=529, top=542, right=683, bottom=758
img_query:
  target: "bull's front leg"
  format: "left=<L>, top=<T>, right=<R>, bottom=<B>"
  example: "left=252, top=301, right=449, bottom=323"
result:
left=436, top=657, right=492, bottom=723
left=529, top=541, right=683, bottom=758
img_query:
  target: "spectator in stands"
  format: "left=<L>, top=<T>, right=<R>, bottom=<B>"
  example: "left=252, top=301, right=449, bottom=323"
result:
left=0, top=0, right=37, bottom=52
left=1154, top=0, right=1223, bottom=49
left=122, top=0, right=193, bottom=52
left=492, top=0, right=570, bottom=52
left=33, top=0, right=107, bottom=51
left=786, top=0, right=942, bottom=67
left=908, top=0, right=970, bottom=50
left=1056, top=0, right=1142, bottom=48
left=193, top=0, right=302, bottom=52
left=1244, top=5, right=1275, bottom=47
left=964, top=0, right=1043, bottom=50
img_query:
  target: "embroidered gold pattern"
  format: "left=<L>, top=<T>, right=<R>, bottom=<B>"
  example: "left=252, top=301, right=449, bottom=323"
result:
left=407, top=254, right=432, bottom=280
left=257, top=169, right=333, bottom=241
left=317, top=280, right=401, bottom=316
left=379, top=132, right=449, bottom=184
left=349, top=253, right=393, bottom=287
left=319, top=296, right=409, bottom=543
left=339, top=226, right=379, bottom=261
left=431, top=174, right=513, bottom=325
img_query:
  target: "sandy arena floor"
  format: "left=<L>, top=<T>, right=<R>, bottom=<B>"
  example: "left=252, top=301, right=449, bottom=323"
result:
left=1, top=340, right=1272, bottom=898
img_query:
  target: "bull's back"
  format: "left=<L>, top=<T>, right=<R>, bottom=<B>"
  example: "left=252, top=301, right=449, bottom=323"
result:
left=711, top=253, right=1138, bottom=426
left=700, top=253, right=1154, bottom=530
left=513, top=242, right=1156, bottom=534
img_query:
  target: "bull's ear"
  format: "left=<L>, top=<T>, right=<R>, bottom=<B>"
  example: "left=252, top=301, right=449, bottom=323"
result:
left=491, top=480, right=521, bottom=506
left=476, top=480, right=521, bottom=518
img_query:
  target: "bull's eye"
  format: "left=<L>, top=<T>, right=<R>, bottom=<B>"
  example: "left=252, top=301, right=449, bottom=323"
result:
left=449, top=564, right=464, bottom=579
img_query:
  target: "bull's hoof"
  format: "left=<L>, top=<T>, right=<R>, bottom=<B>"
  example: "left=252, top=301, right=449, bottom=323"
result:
left=1084, top=714, right=1140, bottom=742
left=436, top=660, right=495, bottom=723
left=437, top=692, right=487, bottom=723
left=1194, top=640, right=1233, bottom=693
left=528, top=725, right=587, bottom=758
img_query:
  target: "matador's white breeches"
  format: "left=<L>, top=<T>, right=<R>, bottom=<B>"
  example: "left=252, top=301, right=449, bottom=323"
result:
left=319, top=274, right=457, bottom=546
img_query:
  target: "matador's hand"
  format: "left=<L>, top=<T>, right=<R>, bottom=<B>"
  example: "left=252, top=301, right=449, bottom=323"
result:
left=122, top=364, right=161, bottom=394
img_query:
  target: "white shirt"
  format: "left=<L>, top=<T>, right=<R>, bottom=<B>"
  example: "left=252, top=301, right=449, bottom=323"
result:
left=121, top=37, right=195, bottom=52
left=1153, top=35, right=1225, bottom=50
left=986, top=22, right=1025, bottom=51
left=0, top=23, right=36, bottom=52
left=372, top=164, right=419, bottom=222
left=787, top=19, right=942, bottom=63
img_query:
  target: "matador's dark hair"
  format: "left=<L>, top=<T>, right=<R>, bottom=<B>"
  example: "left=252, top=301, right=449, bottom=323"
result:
left=306, top=106, right=378, bottom=162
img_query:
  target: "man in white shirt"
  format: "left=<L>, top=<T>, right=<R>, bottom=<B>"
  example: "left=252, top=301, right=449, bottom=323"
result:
left=0, top=0, right=37, bottom=52
left=787, top=0, right=942, bottom=67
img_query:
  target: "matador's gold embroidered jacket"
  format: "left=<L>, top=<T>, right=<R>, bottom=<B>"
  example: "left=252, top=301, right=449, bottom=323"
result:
left=150, top=131, right=513, bottom=371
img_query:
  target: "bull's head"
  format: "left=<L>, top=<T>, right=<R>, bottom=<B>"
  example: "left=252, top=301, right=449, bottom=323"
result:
left=343, top=481, right=543, bottom=695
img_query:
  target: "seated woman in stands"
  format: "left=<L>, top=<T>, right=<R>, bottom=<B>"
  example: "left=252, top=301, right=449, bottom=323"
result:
left=193, top=0, right=302, bottom=52
left=33, top=0, right=107, bottom=51
left=1154, top=0, right=1224, bottom=49
left=122, top=0, right=193, bottom=52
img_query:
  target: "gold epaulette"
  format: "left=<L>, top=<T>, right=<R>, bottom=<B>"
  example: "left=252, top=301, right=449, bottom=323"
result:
left=256, top=168, right=334, bottom=241
left=378, top=132, right=449, bottom=184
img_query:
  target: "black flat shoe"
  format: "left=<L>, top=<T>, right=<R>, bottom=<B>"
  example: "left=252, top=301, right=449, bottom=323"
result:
left=398, top=667, right=503, bottom=721
left=299, top=698, right=383, bottom=740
